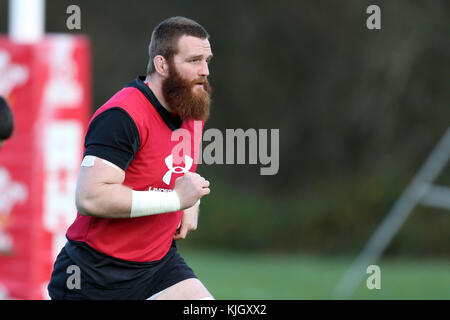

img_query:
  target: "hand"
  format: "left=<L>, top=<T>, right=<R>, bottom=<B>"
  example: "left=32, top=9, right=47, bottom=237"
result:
left=174, top=202, right=199, bottom=240
left=173, top=172, right=210, bottom=210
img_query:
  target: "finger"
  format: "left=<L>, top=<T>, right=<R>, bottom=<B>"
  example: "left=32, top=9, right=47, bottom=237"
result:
left=201, top=188, right=210, bottom=196
left=175, top=225, right=188, bottom=240
left=174, top=232, right=186, bottom=240
left=174, top=228, right=183, bottom=239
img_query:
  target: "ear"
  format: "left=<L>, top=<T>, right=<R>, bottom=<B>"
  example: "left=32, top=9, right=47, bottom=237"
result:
left=153, top=55, right=168, bottom=76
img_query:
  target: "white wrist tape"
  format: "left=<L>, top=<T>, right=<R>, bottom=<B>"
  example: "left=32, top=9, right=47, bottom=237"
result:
left=130, top=190, right=181, bottom=218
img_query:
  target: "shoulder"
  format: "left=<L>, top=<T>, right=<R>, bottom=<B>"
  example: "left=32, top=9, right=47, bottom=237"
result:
left=93, top=87, right=149, bottom=119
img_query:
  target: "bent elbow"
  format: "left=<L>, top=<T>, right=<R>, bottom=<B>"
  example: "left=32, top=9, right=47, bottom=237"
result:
left=75, top=191, right=96, bottom=217
left=75, top=197, right=90, bottom=216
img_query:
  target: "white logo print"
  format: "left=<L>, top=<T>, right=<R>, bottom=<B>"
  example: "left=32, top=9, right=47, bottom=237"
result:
left=43, top=37, right=83, bottom=108
left=0, top=50, right=29, bottom=96
left=162, top=154, right=193, bottom=185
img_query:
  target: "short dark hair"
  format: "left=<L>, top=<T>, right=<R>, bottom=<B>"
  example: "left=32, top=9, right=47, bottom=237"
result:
left=147, top=16, right=209, bottom=75
left=0, top=97, right=14, bottom=140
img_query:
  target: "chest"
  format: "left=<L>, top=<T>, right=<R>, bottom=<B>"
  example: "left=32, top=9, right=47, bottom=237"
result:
left=124, top=120, right=202, bottom=190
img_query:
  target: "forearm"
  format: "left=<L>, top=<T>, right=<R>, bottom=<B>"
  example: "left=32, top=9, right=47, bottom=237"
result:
left=77, top=183, right=182, bottom=219
left=184, top=200, right=199, bottom=216
left=174, top=201, right=200, bottom=239
left=75, top=157, right=205, bottom=219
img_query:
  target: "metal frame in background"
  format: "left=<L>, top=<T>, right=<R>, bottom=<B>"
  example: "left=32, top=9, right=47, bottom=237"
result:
left=333, top=127, right=450, bottom=299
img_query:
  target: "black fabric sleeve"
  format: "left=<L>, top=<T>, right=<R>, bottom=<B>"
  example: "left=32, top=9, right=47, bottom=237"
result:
left=84, top=107, right=140, bottom=171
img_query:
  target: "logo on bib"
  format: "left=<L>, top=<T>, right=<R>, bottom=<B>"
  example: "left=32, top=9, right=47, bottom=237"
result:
left=162, top=154, right=193, bottom=185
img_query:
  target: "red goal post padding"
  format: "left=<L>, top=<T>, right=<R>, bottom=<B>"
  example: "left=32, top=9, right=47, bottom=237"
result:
left=0, top=35, right=91, bottom=299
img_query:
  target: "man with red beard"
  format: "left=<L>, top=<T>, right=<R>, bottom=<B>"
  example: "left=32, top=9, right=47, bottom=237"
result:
left=48, top=17, right=214, bottom=300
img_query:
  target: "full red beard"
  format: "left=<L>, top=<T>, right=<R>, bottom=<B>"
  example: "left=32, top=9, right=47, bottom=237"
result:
left=162, top=61, right=212, bottom=121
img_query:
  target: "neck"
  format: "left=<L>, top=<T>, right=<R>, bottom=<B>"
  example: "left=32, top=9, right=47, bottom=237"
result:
left=144, top=74, right=172, bottom=112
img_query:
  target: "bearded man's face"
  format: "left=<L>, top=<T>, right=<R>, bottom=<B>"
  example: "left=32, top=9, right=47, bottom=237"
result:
left=161, top=35, right=213, bottom=121
left=162, top=60, right=211, bottom=121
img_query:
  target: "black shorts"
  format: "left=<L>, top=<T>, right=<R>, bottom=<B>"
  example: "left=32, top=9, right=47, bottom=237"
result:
left=48, top=239, right=197, bottom=300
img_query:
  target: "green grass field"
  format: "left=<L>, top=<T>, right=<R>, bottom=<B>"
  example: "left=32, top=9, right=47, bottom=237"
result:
left=179, top=247, right=450, bottom=300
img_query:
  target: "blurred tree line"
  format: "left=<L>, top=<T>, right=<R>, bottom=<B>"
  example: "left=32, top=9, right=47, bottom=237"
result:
left=1, top=0, right=448, bottom=257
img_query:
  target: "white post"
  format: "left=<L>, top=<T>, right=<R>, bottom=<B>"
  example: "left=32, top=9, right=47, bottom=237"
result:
left=8, top=0, right=45, bottom=43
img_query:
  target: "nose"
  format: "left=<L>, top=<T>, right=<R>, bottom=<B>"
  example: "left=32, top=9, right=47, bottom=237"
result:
left=199, top=60, right=209, bottom=77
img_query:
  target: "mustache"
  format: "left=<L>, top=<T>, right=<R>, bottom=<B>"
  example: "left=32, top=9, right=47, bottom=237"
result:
left=165, top=76, right=210, bottom=92
left=192, top=78, right=206, bottom=85
left=187, top=77, right=209, bottom=90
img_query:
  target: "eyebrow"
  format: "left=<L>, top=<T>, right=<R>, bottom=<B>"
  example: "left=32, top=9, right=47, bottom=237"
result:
left=186, top=54, right=213, bottom=62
